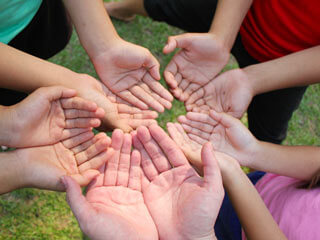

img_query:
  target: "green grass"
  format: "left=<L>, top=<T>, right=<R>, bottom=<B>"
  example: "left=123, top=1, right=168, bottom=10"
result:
left=1, top=5, right=319, bottom=239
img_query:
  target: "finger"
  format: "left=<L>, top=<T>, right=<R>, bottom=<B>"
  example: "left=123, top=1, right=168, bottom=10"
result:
left=143, top=73, right=174, bottom=103
left=209, top=110, right=235, bottom=128
left=167, top=122, right=185, bottom=147
left=128, top=150, right=142, bottom=191
left=185, top=88, right=205, bottom=106
left=183, top=83, right=201, bottom=102
left=164, top=70, right=178, bottom=89
left=76, top=137, right=109, bottom=165
left=188, top=133, right=208, bottom=145
left=62, top=176, right=96, bottom=224
left=148, top=124, right=188, bottom=167
left=64, top=108, right=105, bottom=119
left=186, top=111, right=218, bottom=126
left=137, top=126, right=172, bottom=173
left=65, top=118, right=101, bottom=129
left=61, top=97, right=98, bottom=112
left=70, top=169, right=100, bottom=187
left=143, top=52, right=161, bottom=80
left=178, top=114, right=216, bottom=134
left=62, top=131, right=94, bottom=149
left=178, top=79, right=190, bottom=92
left=201, top=142, right=223, bottom=192
left=117, top=104, right=158, bottom=119
left=71, top=133, right=109, bottom=154
left=42, top=86, right=77, bottom=101
left=163, top=34, right=192, bottom=54
left=132, top=130, right=159, bottom=181
left=123, top=118, right=158, bottom=129
left=118, top=90, right=149, bottom=110
left=61, top=128, right=92, bottom=141
left=79, top=148, right=113, bottom=173
left=130, top=85, right=165, bottom=112
left=181, top=123, right=211, bottom=141
left=116, top=134, right=132, bottom=187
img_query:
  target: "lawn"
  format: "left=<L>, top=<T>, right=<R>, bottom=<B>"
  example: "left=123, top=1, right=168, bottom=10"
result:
left=1, top=4, right=320, bottom=239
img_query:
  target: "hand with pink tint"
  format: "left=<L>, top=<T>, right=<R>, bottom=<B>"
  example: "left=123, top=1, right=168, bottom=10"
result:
left=184, top=69, right=253, bottom=119
left=178, top=110, right=258, bottom=167
left=132, top=124, right=224, bottom=240
left=64, top=129, right=158, bottom=240
left=93, top=39, right=173, bottom=112
left=163, top=33, right=229, bottom=102
left=8, top=131, right=111, bottom=194
left=0, top=86, right=105, bottom=148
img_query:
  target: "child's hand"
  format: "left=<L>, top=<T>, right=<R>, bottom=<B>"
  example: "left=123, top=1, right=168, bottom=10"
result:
left=14, top=131, right=111, bottom=191
left=177, top=110, right=259, bottom=167
left=1, top=86, right=105, bottom=148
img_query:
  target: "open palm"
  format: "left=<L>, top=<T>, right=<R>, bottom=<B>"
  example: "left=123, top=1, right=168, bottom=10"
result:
left=17, top=131, right=110, bottom=191
left=132, top=125, right=224, bottom=240
left=93, top=39, right=173, bottom=112
left=9, top=86, right=104, bottom=148
left=164, top=33, right=229, bottom=102
left=185, top=69, right=253, bottom=119
left=65, top=130, right=158, bottom=240
left=178, top=111, right=258, bottom=166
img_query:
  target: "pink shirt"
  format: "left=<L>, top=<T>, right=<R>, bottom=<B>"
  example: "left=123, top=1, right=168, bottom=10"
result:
left=242, top=173, right=320, bottom=239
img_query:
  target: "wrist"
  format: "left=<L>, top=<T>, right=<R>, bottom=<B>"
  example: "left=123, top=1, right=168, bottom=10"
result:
left=0, top=105, right=19, bottom=147
left=242, top=64, right=264, bottom=96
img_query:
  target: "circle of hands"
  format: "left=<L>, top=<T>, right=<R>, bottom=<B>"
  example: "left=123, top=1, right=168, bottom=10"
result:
left=10, top=32, right=259, bottom=239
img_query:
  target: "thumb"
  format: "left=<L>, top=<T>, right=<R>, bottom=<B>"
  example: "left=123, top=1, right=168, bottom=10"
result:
left=163, top=33, right=193, bottom=54
left=62, top=176, right=95, bottom=223
left=144, top=52, right=161, bottom=80
left=209, top=110, right=236, bottom=129
left=201, top=142, right=223, bottom=192
left=45, top=86, right=77, bottom=101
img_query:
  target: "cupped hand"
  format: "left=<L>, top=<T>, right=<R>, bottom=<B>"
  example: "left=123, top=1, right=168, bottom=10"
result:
left=132, top=124, right=224, bottom=240
left=178, top=110, right=258, bottom=166
left=185, top=68, right=253, bottom=119
left=17, top=131, right=111, bottom=191
left=6, top=86, right=104, bottom=148
left=163, top=33, right=229, bottom=102
left=64, top=129, right=158, bottom=240
left=92, top=39, right=173, bottom=112
left=69, top=74, right=158, bottom=132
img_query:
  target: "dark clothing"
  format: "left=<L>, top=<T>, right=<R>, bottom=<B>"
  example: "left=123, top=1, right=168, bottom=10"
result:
left=0, top=0, right=72, bottom=106
left=144, top=0, right=307, bottom=144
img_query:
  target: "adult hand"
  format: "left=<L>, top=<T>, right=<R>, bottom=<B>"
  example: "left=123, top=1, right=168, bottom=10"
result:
left=92, top=39, right=173, bottom=112
left=68, top=74, right=158, bottom=132
left=132, top=124, right=224, bottom=240
left=16, top=131, right=111, bottom=191
left=2, top=86, right=104, bottom=148
left=185, top=69, right=253, bottom=119
left=164, top=33, right=229, bottom=102
left=64, top=129, right=158, bottom=240
left=178, top=110, right=258, bottom=166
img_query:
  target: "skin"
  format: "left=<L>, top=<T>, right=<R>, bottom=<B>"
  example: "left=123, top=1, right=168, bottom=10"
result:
left=64, top=129, right=158, bottom=240
left=0, top=132, right=111, bottom=194
left=0, top=86, right=104, bottom=148
left=132, top=125, right=223, bottom=240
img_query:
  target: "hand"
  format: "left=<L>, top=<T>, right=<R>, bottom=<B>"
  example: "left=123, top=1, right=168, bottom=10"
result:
left=167, top=122, right=242, bottom=177
left=185, top=69, right=253, bottom=119
left=67, top=74, right=158, bottom=132
left=178, top=110, right=258, bottom=166
left=64, top=129, right=158, bottom=240
left=132, top=124, right=224, bottom=240
left=16, top=131, right=111, bottom=191
left=164, top=33, right=229, bottom=102
left=92, top=39, right=173, bottom=112
left=1, top=86, right=104, bottom=148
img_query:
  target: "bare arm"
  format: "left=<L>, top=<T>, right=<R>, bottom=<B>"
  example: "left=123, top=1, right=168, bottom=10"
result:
left=244, top=45, right=320, bottom=95
left=220, top=157, right=287, bottom=240
left=209, top=0, right=253, bottom=50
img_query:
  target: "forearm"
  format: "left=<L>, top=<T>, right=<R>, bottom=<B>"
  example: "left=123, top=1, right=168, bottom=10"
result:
left=223, top=165, right=286, bottom=240
left=0, top=151, right=26, bottom=194
left=0, top=43, right=80, bottom=92
left=249, top=142, right=320, bottom=180
left=209, top=0, right=253, bottom=50
left=62, top=0, right=120, bottom=59
left=243, top=45, right=320, bottom=95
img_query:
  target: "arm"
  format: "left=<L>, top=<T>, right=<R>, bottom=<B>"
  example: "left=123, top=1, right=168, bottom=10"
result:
left=244, top=45, right=320, bottom=95
left=220, top=156, right=287, bottom=240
